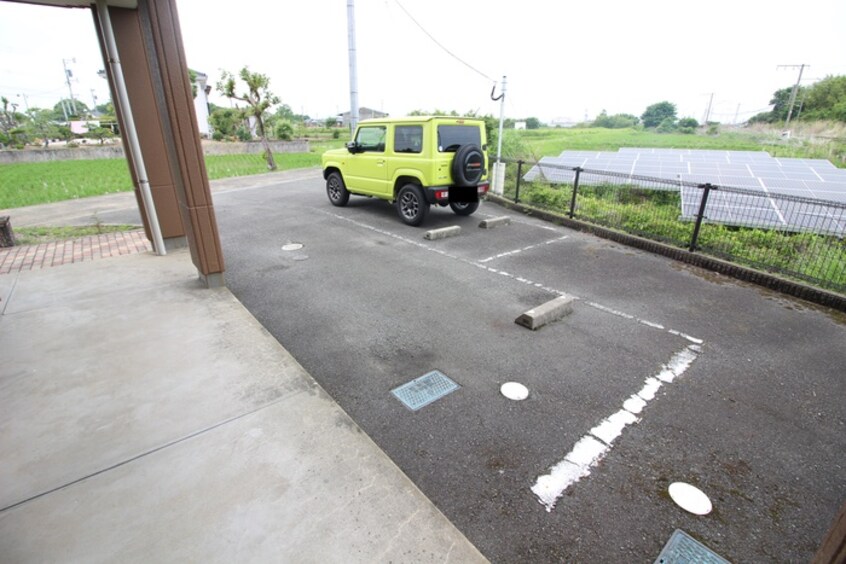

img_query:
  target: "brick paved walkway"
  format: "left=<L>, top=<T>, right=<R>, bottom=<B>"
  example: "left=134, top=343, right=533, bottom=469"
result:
left=0, top=230, right=152, bottom=275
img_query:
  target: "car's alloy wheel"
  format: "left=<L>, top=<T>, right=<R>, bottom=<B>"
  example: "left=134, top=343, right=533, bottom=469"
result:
left=396, top=184, right=429, bottom=226
left=326, top=172, right=349, bottom=206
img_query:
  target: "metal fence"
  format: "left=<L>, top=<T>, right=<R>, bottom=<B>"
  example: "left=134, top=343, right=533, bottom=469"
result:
left=500, top=157, right=846, bottom=294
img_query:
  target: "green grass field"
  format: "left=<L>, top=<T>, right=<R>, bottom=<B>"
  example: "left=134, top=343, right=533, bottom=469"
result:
left=0, top=150, right=332, bottom=209
left=517, top=128, right=765, bottom=157
left=510, top=127, right=845, bottom=165
left=0, top=128, right=840, bottom=210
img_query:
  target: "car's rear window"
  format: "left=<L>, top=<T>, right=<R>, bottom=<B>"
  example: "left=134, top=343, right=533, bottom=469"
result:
left=437, top=125, right=481, bottom=152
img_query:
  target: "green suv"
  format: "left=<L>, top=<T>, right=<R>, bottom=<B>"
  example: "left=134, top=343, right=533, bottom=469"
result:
left=321, top=116, right=489, bottom=226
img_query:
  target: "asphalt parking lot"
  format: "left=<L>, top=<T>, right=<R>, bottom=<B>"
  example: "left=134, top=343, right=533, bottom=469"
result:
left=215, top=172, right=846, bottom=562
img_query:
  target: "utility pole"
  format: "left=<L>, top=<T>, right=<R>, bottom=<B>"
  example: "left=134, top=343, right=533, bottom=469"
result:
left=777, top=64, right=808, bottom=130
left=16, top=93, right=30, bottom=113
left=495, top=75, right=506, bottom=163
left=62, top=58, right=78, bottom=116
left=733, top=103, right=740, bottom=125
left=490, top=76, right=507, bottom=195
left=702, top=93, right=714, bottom=126
left=91, top=89, right=98, bottom=109
left=346, top=0, right=359, bottom=137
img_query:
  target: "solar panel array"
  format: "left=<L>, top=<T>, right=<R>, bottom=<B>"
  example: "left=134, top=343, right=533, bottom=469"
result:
left=522, top=148, right=846, bottom=235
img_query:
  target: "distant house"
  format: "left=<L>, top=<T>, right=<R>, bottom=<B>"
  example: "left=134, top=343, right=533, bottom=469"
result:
left=514, top=121, right=527, bottom=130
left=339, top=106, right=387, bottom=127
left=70, top=120, right=97, bottom=135
left=549, top=117, right=579, bottom=128
left=191, top=70, right=212, bottom=137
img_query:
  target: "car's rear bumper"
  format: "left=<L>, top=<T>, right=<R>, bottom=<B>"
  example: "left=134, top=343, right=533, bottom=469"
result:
left=425, top=183, right=490, bottom=205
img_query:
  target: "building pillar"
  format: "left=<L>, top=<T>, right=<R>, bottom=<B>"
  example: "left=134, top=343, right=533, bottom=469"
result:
left=93, top=0, right=225, bottom=287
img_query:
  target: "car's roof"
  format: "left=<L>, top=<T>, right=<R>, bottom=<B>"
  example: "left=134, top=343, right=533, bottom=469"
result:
left=358, top=116, right=485, bottom=125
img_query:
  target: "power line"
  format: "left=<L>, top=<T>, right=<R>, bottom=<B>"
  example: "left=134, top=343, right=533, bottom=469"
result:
left=393, top=0, right=494, bottom=83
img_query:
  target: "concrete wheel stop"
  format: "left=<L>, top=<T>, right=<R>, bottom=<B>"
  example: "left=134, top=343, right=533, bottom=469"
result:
left=515, top=294, right=575, bottom=330
left=423, top=226, right=461, bottom=240
left=479, top=216, right=512, bottom=229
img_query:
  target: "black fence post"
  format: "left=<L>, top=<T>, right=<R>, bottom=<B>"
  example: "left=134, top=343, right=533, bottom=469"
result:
left=515, top=160, right=523, bottom=203
left=689, top=183, right=713, bottom=252
left=569, top=167, right=582, bottom=218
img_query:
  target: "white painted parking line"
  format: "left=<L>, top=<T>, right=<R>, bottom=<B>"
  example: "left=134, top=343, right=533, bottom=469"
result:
left=531, top=344, right=701, bottom=511
left=323, top=209, right=709, bottom=511
left=478, top=236, right=569, bottom=263
left=320, top=209, right=704, bottom=344
left=477, top=212, right=560, bottom=232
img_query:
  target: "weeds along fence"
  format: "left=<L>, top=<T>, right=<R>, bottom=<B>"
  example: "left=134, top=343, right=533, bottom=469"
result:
left=499, top=157, right=846, bottom=294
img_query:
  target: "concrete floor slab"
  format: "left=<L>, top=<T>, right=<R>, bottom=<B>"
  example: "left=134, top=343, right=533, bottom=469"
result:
left=0, top=248, right=484, bottom=562
left=0, top=387, right=483, bottom=563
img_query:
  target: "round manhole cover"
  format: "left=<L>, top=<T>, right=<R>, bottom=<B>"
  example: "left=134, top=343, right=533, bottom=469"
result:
left=281, top=243, right=304, bottom=251
left=501, top=382, right=529, bottom=401
left=668, top=482, right=712, bottom=515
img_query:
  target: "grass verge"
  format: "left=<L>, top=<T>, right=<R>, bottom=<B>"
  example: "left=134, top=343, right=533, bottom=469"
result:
left=511, top=180, right=846, bottom=293
left=12, top=225, right=140, bottom=246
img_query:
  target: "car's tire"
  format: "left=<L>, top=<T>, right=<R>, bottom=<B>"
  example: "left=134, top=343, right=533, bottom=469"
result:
left=396, top=184, right=429, bottom=226
left=451, top=144, right=485, bottom=186
left=326, top=171, right=350, bottom=206
left=449, top=201, right=479, bottom=216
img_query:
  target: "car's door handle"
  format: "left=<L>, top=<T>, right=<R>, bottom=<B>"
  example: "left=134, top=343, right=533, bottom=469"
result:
left=376, top=160, right=386, bottom=166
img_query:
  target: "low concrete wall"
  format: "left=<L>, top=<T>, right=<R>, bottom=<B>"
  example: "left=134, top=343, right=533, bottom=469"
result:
left=203, top=140, right=309, bottom=155
left=0, top=140, right=310, bottom=164
left=0, top=145, right=126, bottom=163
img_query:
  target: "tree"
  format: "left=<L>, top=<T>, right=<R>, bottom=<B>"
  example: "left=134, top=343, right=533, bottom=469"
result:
left=324, top=116, right=338, bottom=128
left=641, top=101, right=677, bottom=128
left=273, top=104, right=307, bottom=123
left=768, top=87, right=796, bottom=124
left=188, top=68, right=198, bottom=99
left=593, top=110, right=639, bottom=129
left=95, top=101, right=114, bottom=115
left=52, top=98, right=90, bottom=120
left=87, top=123, right=115, bottom=144
left=656, top=117, right=677, bottom=133
left=209, top=107, right=243, bottom=139
left=525, top=117, right=543, bottom=129
left=678, top=117, right=699, bottom=128
left=275, top=120, right=294, bottom=140
left=24, top=108, right=61, bottom=146
left=0, top=96, right=20, bottom=143
left=217, top=66, right=280, bottom=170
left=800, top=75, right=846, bottom=122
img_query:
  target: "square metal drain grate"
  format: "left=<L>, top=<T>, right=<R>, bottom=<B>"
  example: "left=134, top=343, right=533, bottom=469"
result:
left=654, top=529, right=730, bottom=564
left=391, top=370, right=459, bottom=411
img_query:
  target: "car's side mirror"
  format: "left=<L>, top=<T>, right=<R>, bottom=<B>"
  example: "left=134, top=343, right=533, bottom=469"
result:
left=346, top=141, right=359, bottom=154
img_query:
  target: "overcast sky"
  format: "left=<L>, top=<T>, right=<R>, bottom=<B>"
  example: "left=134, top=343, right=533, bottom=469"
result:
left=1, top=0, right=844, bottom=124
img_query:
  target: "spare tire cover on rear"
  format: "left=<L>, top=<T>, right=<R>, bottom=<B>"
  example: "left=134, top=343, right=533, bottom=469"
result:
left=451, top=144, right=484, bottom=186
